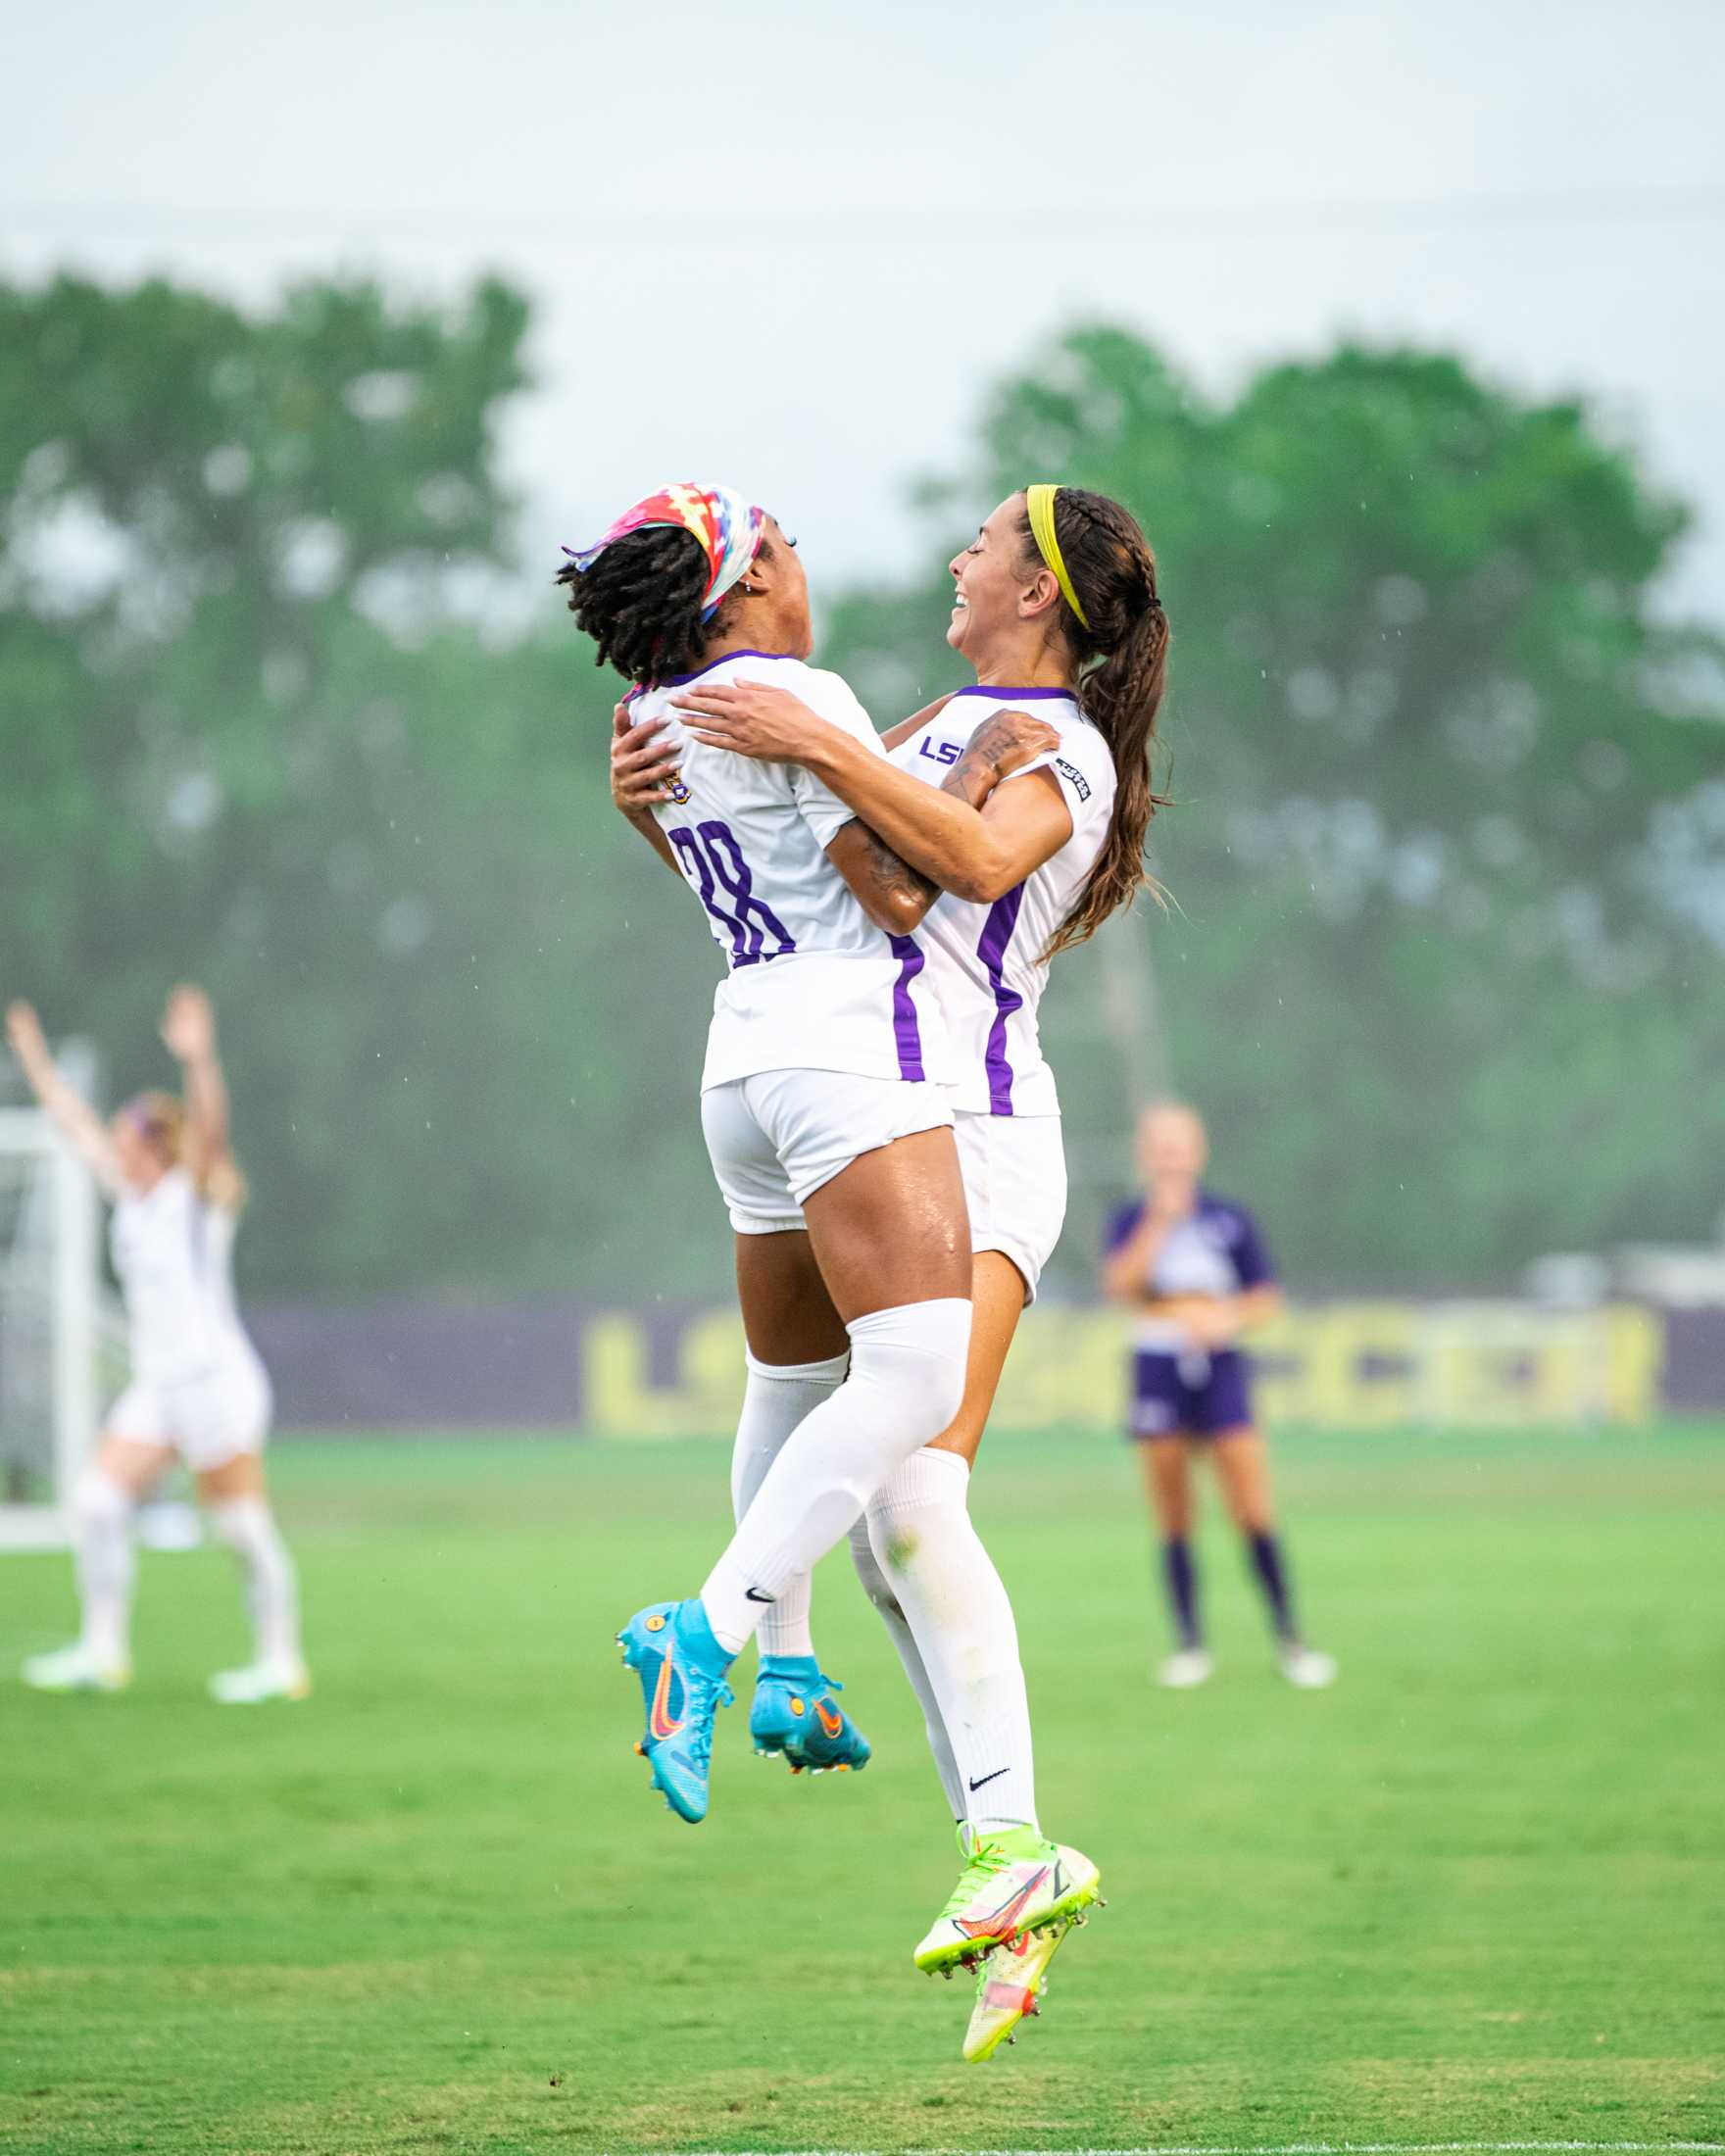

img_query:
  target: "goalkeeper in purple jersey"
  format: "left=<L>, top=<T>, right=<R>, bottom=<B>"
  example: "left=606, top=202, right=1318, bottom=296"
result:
left=1102, top=1102, right=1336, bottom=1690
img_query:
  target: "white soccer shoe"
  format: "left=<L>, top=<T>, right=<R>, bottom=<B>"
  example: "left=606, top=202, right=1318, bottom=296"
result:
left=1281, top=1645, right=1338, bottom=1689
left=1158, top=1647, right=1213, bottom=1689
left=22, top=1642, right=131, bottom=1693
left=208, top=1657, right=312, bottom=1704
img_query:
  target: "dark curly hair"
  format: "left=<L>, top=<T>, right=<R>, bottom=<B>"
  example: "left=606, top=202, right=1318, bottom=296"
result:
left=556, top=525, right=772, bottom=685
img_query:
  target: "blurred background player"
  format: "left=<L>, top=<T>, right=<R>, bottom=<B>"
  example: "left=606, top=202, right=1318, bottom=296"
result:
left=660, top=483, right=1161, bottom=2056
left=6, top=988, right=306, bottom=1703
left=1103, top=1102, right=1335, bottom=1691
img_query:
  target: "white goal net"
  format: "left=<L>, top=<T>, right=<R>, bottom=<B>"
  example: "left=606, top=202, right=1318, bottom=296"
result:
left=0, top=1102, right=106, bottom=1549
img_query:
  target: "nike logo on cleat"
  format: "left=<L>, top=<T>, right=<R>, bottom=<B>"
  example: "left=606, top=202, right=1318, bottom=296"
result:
left=967, top=1767, right=1009, bottom=1791
left=648, top=1651, right=684, bottom=1741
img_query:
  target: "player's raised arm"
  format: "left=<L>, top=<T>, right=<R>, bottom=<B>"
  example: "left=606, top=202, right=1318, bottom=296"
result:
left=5, top=1000, right=125, bottom=1192
left=675, top=681, right=1070, bottom=904
left=160, top=985, right=240, bottom=1204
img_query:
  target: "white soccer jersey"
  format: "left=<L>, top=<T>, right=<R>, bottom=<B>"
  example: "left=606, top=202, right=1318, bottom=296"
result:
left=107, top=1171, right=204, bottom=1382
left=198, top=1215, right=249, bottom=1345
left=635, top=650, right=950, bottom=1092
left=890, top=686, right=1116, bottom=1118
left=109, top=1169, right=269, bottom=1389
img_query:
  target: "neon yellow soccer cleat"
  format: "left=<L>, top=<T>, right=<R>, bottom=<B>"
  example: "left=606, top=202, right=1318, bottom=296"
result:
left=913, top=1823, right=1101, bottom=1976
left=22, top=1642, right=131, bottom=1693
left=961, top=1917, right=1078, bottom=2062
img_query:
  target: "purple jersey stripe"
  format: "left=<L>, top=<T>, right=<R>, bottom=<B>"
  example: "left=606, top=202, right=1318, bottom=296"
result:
left=889, top=934, right=927, bottom=1083
left=977, top=884, right=1027, bottom=1114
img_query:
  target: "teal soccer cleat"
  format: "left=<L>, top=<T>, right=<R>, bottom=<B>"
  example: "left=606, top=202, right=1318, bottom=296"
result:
left=750, top=1655, right=872, bottom=1774
left=616, top=1599, right=735, bottom=1824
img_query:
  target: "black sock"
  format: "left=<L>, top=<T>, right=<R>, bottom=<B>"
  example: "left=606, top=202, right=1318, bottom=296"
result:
left=1247, top=1530, right=1297, bottom=1643
left=1161, top=1538, right=1201, bottom=1650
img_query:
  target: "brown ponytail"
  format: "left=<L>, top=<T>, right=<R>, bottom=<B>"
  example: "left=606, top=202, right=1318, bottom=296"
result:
left=1017, top=487, right=1170, bottom=957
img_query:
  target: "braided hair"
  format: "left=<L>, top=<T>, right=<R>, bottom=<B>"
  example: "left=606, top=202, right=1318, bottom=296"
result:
left=1015, top=486, right=1170, bottom=957
left=556, top=526, right=771, bottom=685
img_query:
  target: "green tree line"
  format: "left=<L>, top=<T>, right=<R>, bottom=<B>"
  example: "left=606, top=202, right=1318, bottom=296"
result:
left=3, top=276, right=1721, bottom=1299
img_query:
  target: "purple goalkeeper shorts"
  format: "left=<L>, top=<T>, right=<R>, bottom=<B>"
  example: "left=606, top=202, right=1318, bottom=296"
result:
left=1128, top=1348, right=1255, bottom=1441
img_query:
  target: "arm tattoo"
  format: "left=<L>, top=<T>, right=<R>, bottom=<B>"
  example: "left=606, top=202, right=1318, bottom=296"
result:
left=941, top=712, right=1027, bottom=808
left=853, top=820, right=940, bottom=914
left=941, top=747, right=996, bottom=808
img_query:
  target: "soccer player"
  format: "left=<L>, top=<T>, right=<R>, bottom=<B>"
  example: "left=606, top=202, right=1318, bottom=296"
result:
left=566, top=479, right=1106, bottom=1985
left=1102, top=1102, right=1336, bottom=1690
left=634, top=483, right=1162, bottom=2055
left=7, top=989, right=307, bottom=1703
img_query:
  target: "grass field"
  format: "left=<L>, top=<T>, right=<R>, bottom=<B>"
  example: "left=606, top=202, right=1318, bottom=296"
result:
left=2, top=1424, right=1722, bottom=2155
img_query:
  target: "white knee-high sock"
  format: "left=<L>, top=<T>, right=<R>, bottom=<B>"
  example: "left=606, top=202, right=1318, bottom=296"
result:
left=210, top=1499, right=303, bottom=1666
left=850, top=1515, right=964, bottom=1819
left=730, top=1348, right=850, bottom=1659
left=700, top=1298, right=969, bottom=1654
left=867, top=1446, right=1038, bottom=1836
left=74, top=1469, right=135, bottom=1665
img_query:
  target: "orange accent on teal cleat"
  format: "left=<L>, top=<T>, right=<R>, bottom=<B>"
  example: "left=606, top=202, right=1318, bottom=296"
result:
left=616, top=1599, right=735, bottom=1824
left=750, top=1655, right=871, bottom=1773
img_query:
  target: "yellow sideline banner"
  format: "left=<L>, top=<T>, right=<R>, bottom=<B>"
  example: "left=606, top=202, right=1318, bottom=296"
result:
left=580, top=1300, right=1665, bottom=1441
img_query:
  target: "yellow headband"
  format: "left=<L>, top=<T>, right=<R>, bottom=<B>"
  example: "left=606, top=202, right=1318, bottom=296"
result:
left=1025, top=483, right=1090, bottom=630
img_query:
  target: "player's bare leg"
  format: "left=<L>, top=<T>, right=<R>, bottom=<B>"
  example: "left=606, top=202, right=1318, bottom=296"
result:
left=622, top=1126, right=970, bottom=1823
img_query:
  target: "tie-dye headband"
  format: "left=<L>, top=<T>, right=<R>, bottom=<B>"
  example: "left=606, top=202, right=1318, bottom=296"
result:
left=562, top=482, right=767, bottom=620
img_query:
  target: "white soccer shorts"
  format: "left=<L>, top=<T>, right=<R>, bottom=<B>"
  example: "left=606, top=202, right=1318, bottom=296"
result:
left=701, top=1069, right=955, bottom=1236
left=954, top=1109, right=1068, bottom=1305
left=107, top=1358, right=273, bottom=1472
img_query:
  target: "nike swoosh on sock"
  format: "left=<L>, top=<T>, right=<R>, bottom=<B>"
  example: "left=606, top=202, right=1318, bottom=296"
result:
left=745, top=1587, right=776, bottom=1603
left=967, top=1767, right=1009, bottom=1791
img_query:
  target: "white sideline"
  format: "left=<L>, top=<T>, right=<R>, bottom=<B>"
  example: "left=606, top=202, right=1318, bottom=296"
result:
left=688, top=2143, right=1725, bottom=2156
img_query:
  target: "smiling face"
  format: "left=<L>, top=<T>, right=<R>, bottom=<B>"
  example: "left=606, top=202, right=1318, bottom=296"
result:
left=946, top=492, right=1058, bottom=663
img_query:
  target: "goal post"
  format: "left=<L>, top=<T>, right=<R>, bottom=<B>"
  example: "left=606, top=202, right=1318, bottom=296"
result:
left=0, top=1106, right=102, bottom=1550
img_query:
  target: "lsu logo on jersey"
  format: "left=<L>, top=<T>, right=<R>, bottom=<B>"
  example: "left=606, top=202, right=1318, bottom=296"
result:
left=664, top=772, right=692, bottom=805
left=918, top=737, right=962, bottom=767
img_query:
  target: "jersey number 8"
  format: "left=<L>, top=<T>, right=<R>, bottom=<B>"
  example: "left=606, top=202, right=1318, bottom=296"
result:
left=667, top=820, right=797, bottom=969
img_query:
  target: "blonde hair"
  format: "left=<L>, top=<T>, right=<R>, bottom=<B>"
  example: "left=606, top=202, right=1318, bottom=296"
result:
left=123, top=1091, right=185, bottom=1164
left=122, top=1091, right=248, bottom=1209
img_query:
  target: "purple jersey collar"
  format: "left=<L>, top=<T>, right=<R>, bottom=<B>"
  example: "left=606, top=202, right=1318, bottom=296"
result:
left=952, top=684, right=1077, bottom=702
left=663, top=648, right=801, bottom=687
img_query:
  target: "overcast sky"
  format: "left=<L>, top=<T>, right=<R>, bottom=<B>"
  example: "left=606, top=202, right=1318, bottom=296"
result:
left=7, top=0, right=1725, bottom=614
